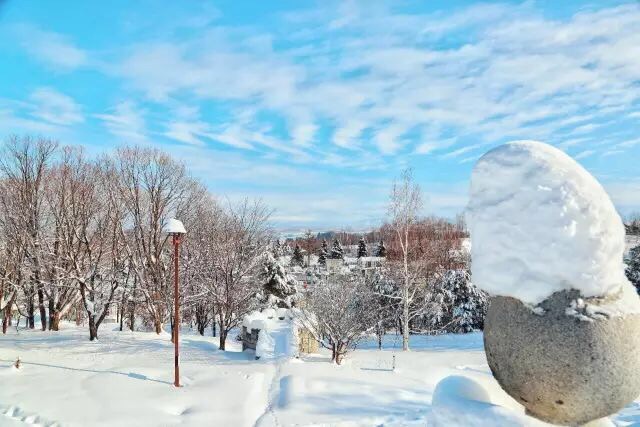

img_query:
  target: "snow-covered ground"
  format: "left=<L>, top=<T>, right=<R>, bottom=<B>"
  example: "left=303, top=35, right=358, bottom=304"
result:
left=1, top=324, right=640, bottom=426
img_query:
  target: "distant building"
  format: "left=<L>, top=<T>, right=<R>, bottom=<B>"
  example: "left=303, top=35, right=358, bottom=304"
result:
left=357, top=256, right=384, bottom=269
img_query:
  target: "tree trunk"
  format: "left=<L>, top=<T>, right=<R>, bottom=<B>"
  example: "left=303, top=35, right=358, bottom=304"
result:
left=48, top=297, right=55, bottom=330
left=402, top=281, right=410, bottom=351
left=335, top=342, right=348, bottom=365
left=219, top=329, right=227, bottom=351
left=154, top=318, right=163, bottom=335
left=1, top=312, right=8, bottom=334
left=27, top=295, right=35, bottom=329
left=37, top=286, right=46, bottom=331
left=50, top=311, right=61, bottom=331
left=88, top=315, right=98, bottom=341
left=211, top=306, right=216, bottom=337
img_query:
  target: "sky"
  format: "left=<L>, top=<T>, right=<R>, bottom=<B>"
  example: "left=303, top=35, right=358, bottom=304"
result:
left=0, top=0, right=639, bottom=231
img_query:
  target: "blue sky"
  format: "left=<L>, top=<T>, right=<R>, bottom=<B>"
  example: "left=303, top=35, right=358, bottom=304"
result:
left=1, top=1, right=639, bottom=230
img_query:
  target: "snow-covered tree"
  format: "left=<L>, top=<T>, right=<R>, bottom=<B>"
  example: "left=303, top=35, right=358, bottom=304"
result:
left=387, top=168, right=423, bottom=351
left=272, top=239, right=285, bottom=258
left=357, top=238, right=368, bottom=258
left=114, top=146, right=203, bottom=335
left=427, top=269, right=487, bottom=333
left=260, top=252, right=298, bottom=308
left=318, top=239, right=328, bottom=266
left=626, top=244, right=640, bottom=293
left=376, top=240, right=387, bottom=257
left=290, top=245, right=304, bottom=267
left=296, top=273, right=380, bottom=364
left=329, top=239, right=344, bottom=260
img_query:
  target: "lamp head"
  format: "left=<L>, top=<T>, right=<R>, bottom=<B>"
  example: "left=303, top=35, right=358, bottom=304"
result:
left=164, top=218, right=186, bottom=235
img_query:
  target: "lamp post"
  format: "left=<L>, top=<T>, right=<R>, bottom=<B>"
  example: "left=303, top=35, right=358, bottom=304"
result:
left=165, top=218, right=186, bottom=388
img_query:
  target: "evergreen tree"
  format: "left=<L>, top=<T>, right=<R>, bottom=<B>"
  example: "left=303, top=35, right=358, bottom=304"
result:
left=291, top=244, right=305, bottom=267
left=318, top=239, right=329, bottom=266
left=260, top=253, right=298, bottom=308
left=330, top=239, right=344, bottom=260
left=272, top=239, right=285, bottom=258
left=429, top=269, right=487, bottom=333
left=376, top=240, right=387, bottom=257
left=626, top=244, right=640, bottom=293
left=357, top=237, right=368, bottom=258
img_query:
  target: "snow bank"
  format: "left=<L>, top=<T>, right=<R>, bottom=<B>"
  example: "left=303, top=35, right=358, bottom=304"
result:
left=467, top=140, right=631, bottom=306
left=429, top=375, right=551, bottom=426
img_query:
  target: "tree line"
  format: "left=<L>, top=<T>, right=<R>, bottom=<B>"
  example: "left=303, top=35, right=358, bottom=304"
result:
left=0, top=136, right=272, bottom=350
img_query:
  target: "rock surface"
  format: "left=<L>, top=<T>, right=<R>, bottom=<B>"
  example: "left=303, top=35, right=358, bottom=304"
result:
left=484, top=289, right=640, bottom=425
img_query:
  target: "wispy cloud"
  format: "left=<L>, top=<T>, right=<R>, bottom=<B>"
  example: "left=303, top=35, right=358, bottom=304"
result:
left=14, top=24, right=87, bottom=70
left=95, top=101, right=147, bottom=143
left=106, top=2, right=640, bottom=161
left=29, top=88, right=83, bottom=125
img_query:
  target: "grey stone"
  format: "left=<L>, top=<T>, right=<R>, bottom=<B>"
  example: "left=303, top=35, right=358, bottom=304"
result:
left=484, top=289, right=640, bottom=426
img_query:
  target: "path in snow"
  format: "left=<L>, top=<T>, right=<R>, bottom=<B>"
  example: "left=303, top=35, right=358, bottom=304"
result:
left=253, top=320, right=291, bottom=427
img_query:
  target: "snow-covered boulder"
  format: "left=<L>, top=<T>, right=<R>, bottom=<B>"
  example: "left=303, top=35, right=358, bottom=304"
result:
left=468, top=141, right=640, bottom=425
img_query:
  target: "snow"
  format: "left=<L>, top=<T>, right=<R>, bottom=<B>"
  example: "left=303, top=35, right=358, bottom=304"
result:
left=163, top=218, right=186, bottom=234
left=467, top=140, right=632, bottom=306
left=429, top=375, right=551, bottom=426
left=256, top=326, right=276, bottom=359
left=2, top=324, right=640, bottom=426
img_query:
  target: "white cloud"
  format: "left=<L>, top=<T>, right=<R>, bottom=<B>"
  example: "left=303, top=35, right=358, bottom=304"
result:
left=289, top=121, right=317, bottom=147
left=164, top=121, right=208, bottom=146
left=109, top=2, right=640, bottom=161
left=95, top=101, right=146, bottom=142
left=575, top=149, right=596, bottom=160
left=14, top=24, right=87, bottom=70
left=29, top=88, right=83, bottom=125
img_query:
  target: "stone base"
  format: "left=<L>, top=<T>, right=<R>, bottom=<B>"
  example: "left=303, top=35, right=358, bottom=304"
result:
left=484, top=290, right=640, bottom=426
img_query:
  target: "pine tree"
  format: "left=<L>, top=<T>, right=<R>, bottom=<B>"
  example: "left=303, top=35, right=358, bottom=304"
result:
left=626, top=244, right=640, bottom=293
left=429, top=269, right=487, bottom=333
left=261, top=253, right=298, bottom=308
left=330, top=239, right=344, bottom=260
left=291, top=244, right=305, bottom=267
left=318, top=239, right=329, bottom=266
left=376, top=240, right=386, bottom=257
left=272, top=239, right=285, bottom=258
left=357, top=237, right=368, bottom=258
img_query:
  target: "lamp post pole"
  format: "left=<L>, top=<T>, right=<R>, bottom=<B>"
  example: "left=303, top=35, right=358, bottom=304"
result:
left=165, top=218, right=186, bottom=388
left=173, top=233, right=181, bottom=388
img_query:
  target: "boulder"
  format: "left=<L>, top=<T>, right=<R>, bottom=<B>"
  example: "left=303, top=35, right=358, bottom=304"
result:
left=484, top=289, right=640, bottom=425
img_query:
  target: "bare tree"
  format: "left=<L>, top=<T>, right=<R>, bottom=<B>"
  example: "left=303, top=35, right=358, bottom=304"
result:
left=206, top=199, right=271, bottom=350
left=114, top=146, right=202, bottom=334
left=0, top=136, right=57, bottom=330
left=297, top=273, right=380, bottom=364
left=50, top=149, right=129, bottom=340
left=387, top=168, right=423, bottom=351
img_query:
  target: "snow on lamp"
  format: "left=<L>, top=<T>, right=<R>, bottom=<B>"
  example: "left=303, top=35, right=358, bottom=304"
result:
left=466, top=140, right=640, bottom=425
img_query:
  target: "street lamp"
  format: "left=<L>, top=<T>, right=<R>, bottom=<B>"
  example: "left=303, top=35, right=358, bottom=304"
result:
left=165, top=218, right=186, bottom=388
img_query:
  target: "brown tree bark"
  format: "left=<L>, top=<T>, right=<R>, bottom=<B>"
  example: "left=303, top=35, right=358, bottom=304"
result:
left=50, top=311, right=61, bottom=331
